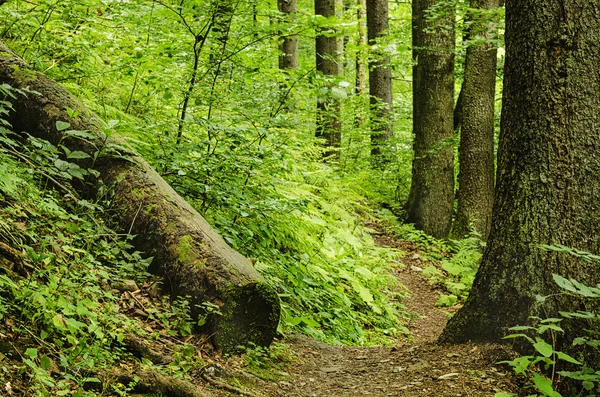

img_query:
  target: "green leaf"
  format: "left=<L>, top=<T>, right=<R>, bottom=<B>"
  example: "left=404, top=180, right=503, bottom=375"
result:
left=435, top=294, right=457, bottom=307
left=538, top=324, right=564, bottom=334
left=553, top=274, right=576, bottom=292
left=508, top=325, right=536, bottom=331
left=540, top=318, right=562, bottom=324
left=66, top=150, right=91, bottom=160
left=582, top=380, right=595, bottom=390
left=351, top=281, right=374, bottom=304
left=533, top=338, right=554, bottom=357
left=40, top=355, right=51, bottom=369
left=494, top=393, right=515, bottom=397
left=532, top=373, right=561, bottom=397
left=64, top=129, right=96, bottom=140
left=56, top=120, right=71, bottom=131
left=555, top=351, right=582, bottom=365
left=24, top=348, right=38, bottom=359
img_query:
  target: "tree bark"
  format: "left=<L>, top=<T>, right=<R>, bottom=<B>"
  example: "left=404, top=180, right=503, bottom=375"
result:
left=0, top=40, right=280, bottom=354
left=405, top=0, right=455, bottom=239
left=278, top=0, right=298, bottom=71
left=450, top=0, right=499, bottom=240
left=355, top=0, right=367, bottom=97
left=440, top=0, right=600, bottom=356
left=315, top=0, right=343, bottom=159
left=366, top=0, right=393, bottom=157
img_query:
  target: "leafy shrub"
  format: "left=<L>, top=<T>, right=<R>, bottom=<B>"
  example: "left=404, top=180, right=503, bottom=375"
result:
left=500, top=246, right=600, bottom=397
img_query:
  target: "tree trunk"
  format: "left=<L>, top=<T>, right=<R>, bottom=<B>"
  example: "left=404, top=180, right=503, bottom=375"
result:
left=355, top=0, right=367, bottom=97
left=278, top=0, right=298, bottom=71
left=440, top=0, right=600, bottom=356
left=405, top=0, right=455, bottom=239
left=450, top=0, right=499, bottom=240
left=366, top=0, right=393, bottom=157
left=0, top=40, right=280, bottom=354
left=315, top=0, right=342, bottom=159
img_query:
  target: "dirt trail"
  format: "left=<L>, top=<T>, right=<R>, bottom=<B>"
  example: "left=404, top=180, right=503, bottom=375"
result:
left=206, top=226, right=523, bottom=397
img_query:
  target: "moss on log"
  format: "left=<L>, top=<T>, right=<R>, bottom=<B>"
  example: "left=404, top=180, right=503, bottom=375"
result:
left=0, top=40, right=280, bottom=353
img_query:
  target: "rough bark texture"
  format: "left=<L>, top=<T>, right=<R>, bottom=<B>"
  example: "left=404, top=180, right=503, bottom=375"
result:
left=406, top=0, right=455, bottom=239
left=315, top=0, right=342, bottom=159
left=0, top=40, right=280, bottom=354
left=366, top=0, right=393, bottom=156
left=440, top=0, right=600, bottom=355
left=278, top=0, right=298, bottom=70
left=451, top=0, right=499, bottom=240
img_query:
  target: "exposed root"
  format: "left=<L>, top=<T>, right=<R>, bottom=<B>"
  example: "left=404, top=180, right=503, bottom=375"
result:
left=94, top=370, right=211, bottom=397
left=201, top=365, right=262, bottom=397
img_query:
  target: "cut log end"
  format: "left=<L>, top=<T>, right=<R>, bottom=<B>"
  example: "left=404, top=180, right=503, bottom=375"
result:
left=210, top=282, right=281, bottom=353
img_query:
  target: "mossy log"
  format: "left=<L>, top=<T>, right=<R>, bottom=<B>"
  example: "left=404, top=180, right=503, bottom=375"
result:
left=0, top=40, right=280, bottom=353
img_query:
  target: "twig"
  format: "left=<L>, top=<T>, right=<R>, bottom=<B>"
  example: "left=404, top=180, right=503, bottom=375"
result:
left=126, top=291, right=148, bottom=316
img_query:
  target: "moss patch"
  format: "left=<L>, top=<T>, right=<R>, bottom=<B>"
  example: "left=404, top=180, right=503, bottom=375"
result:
left=176, top=234, right=196, bottom=264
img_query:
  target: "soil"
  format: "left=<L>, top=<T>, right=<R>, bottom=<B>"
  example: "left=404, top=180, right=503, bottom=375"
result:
left=199, top=225, right=525, bottom=397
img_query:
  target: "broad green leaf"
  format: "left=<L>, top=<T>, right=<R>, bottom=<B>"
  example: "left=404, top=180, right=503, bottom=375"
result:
left=351, top=281, right=374, bottom=304
left=533, top=338, right=554, bottom=357
left=435, top=294, right=457, bottom=307
left=53, top=314, right=67, bottom=330
left=24, top=348, right=38, bottom=359
left=553, top=274, right=576, bottom=292
left=538, top=324, right=564, bottom=334
left=64, top=129, right=96, bottom=140
left=532, top=373, right=561, bottom=397
left=555, top=351, right=581, bottom=365
left=582, top=380, right=595, bottom=390
left=56, top=120, right=71, bottom=131
left=40, top=355, right=51, bottom=369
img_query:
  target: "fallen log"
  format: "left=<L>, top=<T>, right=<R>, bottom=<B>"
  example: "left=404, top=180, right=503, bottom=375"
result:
left=0, top=40, right=280, bottom=353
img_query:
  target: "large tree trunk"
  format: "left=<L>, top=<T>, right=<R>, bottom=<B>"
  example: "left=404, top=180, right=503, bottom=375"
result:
left=0, top=40, right=280, bottom=354
left=315, top=0, right=343, bottom=159
left=450, top=0, right=499, bottom=240
left=405, top=0, right=455, bottom=239
left=366, top=0, right=393, bottom=157
left=440, top=0, right=600, bottom=355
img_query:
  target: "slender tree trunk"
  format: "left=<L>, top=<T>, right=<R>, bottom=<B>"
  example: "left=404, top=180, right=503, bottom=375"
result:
left=366, top=0, right=393, bottom=157
left=405, top=0, right=455, bottom=239
left=355, top=0, right=367, bottom=97
left=278, top=0, right=298, bottom=70
left=440, top=0, right=600, bottom=359
left=450, top=0, right=500, bottom=240
left=315, top=0, right=343, bottom=159
left=0, top=40, right=280, bottom=354
left=277, top=0, right=298, bottom=111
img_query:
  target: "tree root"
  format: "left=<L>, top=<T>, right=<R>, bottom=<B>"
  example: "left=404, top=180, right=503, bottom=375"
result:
left=200, top=365, right=262, bottom=397
left=94, top=370, right=212, bottom=397
left=122, top=334, right=173, bottom=364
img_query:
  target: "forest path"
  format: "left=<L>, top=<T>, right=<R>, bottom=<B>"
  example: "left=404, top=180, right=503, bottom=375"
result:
left=210, top=225, right=522, bottom=397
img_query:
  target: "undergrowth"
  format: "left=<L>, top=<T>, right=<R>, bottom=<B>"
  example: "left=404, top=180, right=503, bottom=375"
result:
left=0, top=91, right=204, bottom=395
left=378, top=207, right=484, bottom=307
left=499, top=246, right=600, bottom=397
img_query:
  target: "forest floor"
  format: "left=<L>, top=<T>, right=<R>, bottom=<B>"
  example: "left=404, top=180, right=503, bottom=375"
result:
left=0, top=222, right=526, bottom=396
left=199, top=226, right=525, bottom=397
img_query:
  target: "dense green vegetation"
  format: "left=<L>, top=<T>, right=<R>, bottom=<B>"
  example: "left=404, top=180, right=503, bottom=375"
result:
left=0, top=0, right=427, bottom=345
left=8, top=1, right=599, bottom=396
